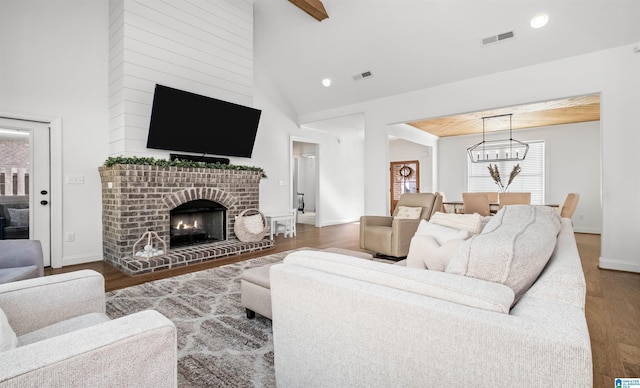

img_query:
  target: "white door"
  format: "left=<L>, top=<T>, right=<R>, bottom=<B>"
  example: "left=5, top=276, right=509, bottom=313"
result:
left=0, top=118, right=51, bottom=266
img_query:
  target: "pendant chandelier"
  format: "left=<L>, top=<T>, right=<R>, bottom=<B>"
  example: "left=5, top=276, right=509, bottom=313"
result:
left=466, top=113, right=529, bottom=163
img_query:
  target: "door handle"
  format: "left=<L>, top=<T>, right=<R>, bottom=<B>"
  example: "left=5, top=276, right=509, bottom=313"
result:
left=41, top=190, right=48, bottom=195
left=40, top=200, right=48, bottom=205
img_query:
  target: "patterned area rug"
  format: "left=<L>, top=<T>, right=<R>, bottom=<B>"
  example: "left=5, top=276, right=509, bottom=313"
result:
left=106, top=250, right=293, bottom=388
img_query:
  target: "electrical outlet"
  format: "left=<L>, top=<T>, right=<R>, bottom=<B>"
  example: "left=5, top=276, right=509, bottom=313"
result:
left=65, top=232, right=75, bottom=242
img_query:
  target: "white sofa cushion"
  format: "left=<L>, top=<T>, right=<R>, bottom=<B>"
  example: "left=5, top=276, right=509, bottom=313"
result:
left=407, top=234, right=466, bottom=271
left=18, top=312, right=110, bottom=346
left=414, top=220, right=470, bottom=244
left=0, top=308, right=18, bottom=352
left=429, top=212, right=486, bottom=234
left=283, top=250, right=515, bottom=314
left=407, top=221, right=470, bottom=271
left=446, top=205, right=561, bottom=303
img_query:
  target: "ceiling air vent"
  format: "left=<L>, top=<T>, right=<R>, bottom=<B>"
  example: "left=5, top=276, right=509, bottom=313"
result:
left=481, top=30, right=515, bottom=47
left=353, top=71, right=373, bottom=81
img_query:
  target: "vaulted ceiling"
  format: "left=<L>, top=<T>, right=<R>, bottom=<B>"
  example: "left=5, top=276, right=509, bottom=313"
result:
left=254, top=0, right=639, bottom=126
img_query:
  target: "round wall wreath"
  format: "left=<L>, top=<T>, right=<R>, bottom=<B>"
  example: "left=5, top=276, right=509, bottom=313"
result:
left=399, top=165, right=413, bottom=178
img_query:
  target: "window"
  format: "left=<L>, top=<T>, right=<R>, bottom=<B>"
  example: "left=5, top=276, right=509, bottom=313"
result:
left=467, top=141, right=545, bottom=204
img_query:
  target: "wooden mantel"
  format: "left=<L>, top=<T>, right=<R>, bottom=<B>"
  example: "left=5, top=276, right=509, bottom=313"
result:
left=289, top=0, right=329, bottom=22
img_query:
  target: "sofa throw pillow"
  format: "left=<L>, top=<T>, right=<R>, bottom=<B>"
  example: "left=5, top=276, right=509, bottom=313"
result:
left=414, top=220, right=470, bottom=244
left=406, top=234, right=466, bottom=271
left=0, top=308, right=18, bottom=353
left=242, top=214, right=265, bottom=234
left=8, top=208, right=29, bottom=227
left=394, top=206, right=422, bottom=219
left=429, top=212, right=484, bottom=234
left=445, top=205, right=561, bottom=303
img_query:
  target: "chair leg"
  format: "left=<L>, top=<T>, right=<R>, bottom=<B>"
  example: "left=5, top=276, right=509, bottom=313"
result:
left=246, top=308, right=256, bottom=319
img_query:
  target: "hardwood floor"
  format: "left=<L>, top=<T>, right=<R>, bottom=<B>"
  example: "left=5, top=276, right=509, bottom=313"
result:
left=576, top=232, right=640, bottom=387
left=45, top=223, right=639, bottom=386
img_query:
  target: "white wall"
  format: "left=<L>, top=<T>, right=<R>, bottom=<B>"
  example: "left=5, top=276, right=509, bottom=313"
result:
left=299, top=43, right=640, bottom=273
left=251, top=77, right=365, bottom=226
left=438, top=121, right=602, bottom=233
left=317, top=133, right=364, bottom=225
left=108, top=0, right=254, bottom=157
left=0, top=0, right=109, bottom=266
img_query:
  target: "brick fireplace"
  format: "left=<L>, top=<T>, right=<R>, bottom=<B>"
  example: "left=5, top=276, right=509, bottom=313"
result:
left=99, top=164, right=273, bottom=275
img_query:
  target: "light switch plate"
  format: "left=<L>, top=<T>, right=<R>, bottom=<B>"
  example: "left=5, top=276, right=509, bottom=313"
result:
left=66, top=175, right=84, bottom=184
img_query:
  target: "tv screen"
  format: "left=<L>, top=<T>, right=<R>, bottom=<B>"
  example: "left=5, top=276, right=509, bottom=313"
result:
left=146, top=84, right=262, bottom=158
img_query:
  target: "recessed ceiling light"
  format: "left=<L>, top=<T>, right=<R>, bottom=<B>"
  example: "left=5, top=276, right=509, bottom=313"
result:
left=322, top=78, right=332, bottom=87
left=530, top=13, right=549, bottom=29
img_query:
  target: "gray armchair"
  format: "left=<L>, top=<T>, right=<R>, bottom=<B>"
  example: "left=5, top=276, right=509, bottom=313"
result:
left=0, top=240, right=44, bottom=284
left=360, top=193, right=442, bottom=258
left=0, top=202, right=30, bottom=240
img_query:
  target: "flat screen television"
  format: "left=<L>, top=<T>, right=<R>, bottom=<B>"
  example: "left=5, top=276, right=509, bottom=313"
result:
left=146, top=84, right=262, bottom=158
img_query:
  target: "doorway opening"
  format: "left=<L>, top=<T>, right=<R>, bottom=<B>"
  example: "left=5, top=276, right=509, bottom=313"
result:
left=390, top=160, right=420, bottom=214
left=292, top=141, right=318, bottom=226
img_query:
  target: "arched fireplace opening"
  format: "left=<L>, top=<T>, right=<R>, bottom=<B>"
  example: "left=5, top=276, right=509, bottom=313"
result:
left=170, top=199, right=226, bottom=248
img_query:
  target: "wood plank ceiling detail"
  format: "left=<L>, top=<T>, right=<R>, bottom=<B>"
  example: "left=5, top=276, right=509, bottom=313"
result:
left=407, top=94, right=601, bottom=138
left=289, top=0, right=329, bottom=22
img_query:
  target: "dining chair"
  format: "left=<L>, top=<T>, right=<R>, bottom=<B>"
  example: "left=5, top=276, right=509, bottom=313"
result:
left=476, top=191, right=499, bottom=203
left=560, top=193, right=579, bottom=218
left=498, top=192, right=531, bottom=210
left=435, top=191, right=447, bottom=213
left=462, top=192, right=490, bottom=216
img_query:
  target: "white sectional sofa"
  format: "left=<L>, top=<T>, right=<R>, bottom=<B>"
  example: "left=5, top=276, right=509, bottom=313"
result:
left=270, top=206, right=592, bottom=387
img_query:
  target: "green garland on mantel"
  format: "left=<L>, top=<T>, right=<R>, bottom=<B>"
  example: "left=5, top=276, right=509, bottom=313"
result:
left=103, top=156, right=267, bottom=178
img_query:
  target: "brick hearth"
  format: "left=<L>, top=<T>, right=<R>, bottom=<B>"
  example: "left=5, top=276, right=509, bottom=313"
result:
left=99, top=164, right=273, bottom=275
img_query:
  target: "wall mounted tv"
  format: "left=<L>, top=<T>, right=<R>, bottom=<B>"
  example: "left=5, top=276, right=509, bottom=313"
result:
left=146, top=84, right=262, bottom=158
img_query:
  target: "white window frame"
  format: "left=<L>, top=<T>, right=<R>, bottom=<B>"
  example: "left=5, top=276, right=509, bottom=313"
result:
left=467, top=140, right=545, bottom=204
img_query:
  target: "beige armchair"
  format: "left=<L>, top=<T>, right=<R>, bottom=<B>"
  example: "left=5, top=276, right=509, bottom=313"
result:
left=360, top=193, right=442, bottom=258
left=0, top=270, right=177, bottom=387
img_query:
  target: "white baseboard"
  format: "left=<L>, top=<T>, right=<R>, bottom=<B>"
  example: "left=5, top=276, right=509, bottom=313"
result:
left=599, top=257, right=640, bottom=273
left=319, top=217, right=360, bottom=227
left=61, top=253, right=103, bottom=267
left=573, top=227, right=601, bottom=234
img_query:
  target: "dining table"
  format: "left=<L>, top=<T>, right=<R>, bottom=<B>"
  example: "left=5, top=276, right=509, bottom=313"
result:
left=442, top=201, right=559, bottom=215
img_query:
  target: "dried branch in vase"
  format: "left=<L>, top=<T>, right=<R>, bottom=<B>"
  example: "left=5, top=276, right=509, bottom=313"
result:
left=488, top=164, right=521, bottom=192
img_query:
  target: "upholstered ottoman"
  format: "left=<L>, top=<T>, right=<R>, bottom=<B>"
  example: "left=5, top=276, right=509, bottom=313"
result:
left=241, top=248, right=373, bottom=319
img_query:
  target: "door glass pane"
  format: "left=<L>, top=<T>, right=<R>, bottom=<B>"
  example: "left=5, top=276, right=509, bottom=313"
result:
left=392, top=162, right=418, bottom=200
left=0, top=127, right=30, bottom=240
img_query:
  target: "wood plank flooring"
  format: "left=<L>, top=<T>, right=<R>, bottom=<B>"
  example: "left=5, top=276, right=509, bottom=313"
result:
left=45, top=223, right=639, bottom=387
left=576, top=232, right=640, bottom=386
